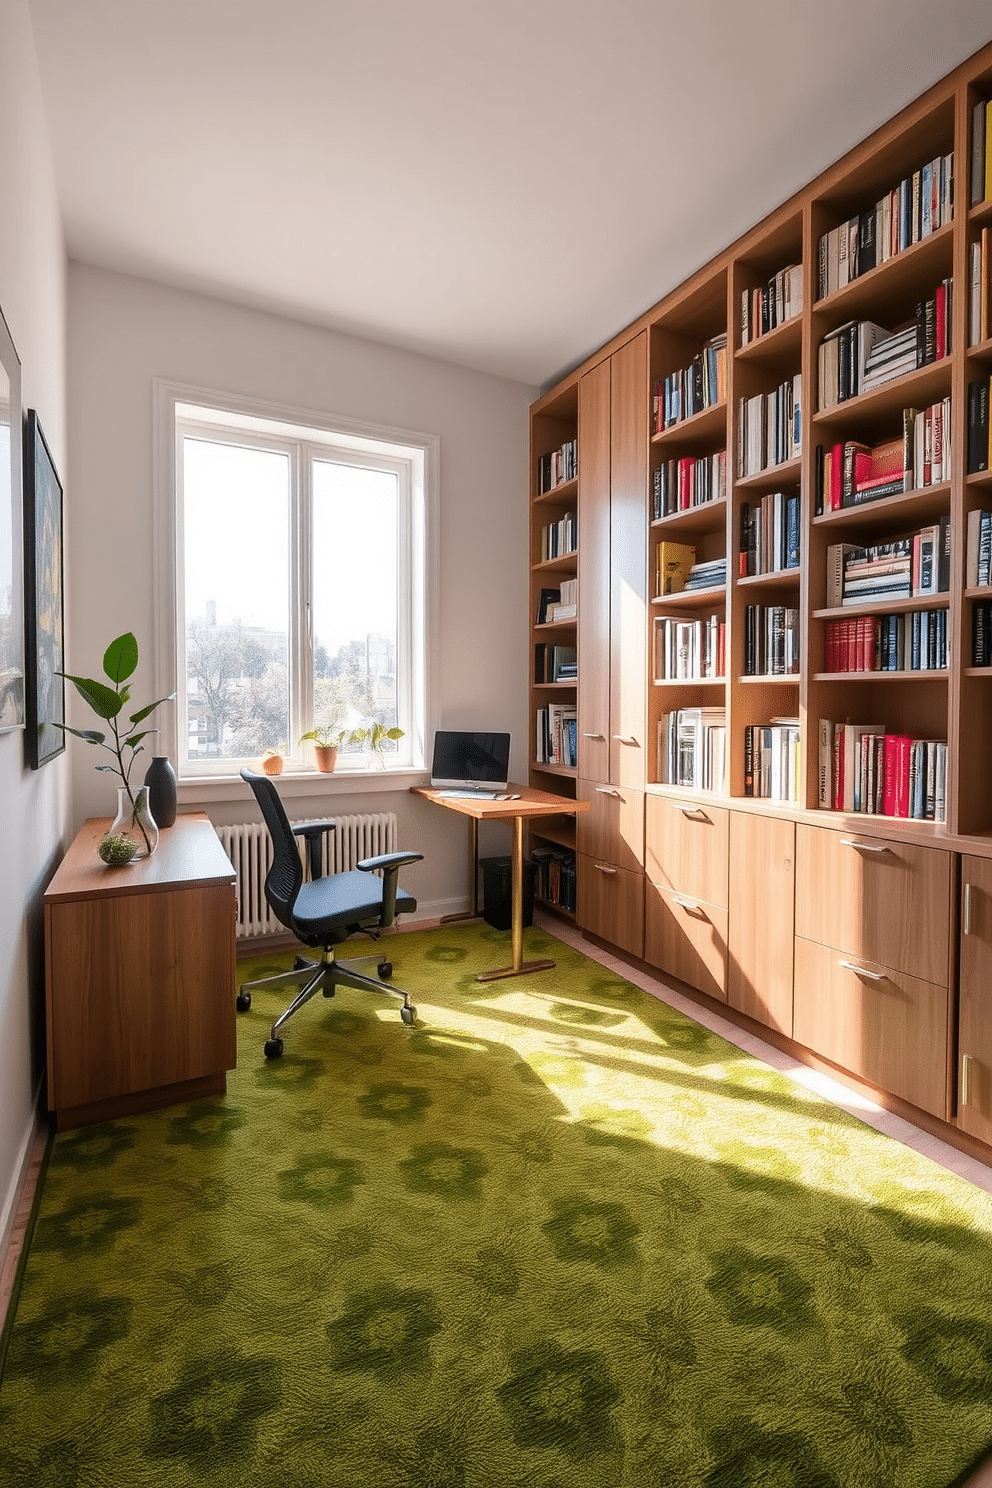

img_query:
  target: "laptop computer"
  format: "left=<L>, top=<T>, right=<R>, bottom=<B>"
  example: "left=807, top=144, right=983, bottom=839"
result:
left=430, top=730, right=511, bottom=795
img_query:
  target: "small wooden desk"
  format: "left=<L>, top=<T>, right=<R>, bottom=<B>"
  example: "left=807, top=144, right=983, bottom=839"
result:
left=44, top=813, right=237, bottom=1130
left=412, top=784, right=588, bottom=981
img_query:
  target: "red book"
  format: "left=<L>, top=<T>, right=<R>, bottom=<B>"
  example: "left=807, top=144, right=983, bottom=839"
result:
left=883, top=734, right=900, bottom=816
left=847, top=618, right=858, bottom=671
left=884, top=734, right=913, bottom=817
left=830, top=442, right=843, bottom=510
left=935, top=282, right=946, bottom=359
left=833, top=728, right=844, bottom=811
left=678, top=457, right=690, bottom=510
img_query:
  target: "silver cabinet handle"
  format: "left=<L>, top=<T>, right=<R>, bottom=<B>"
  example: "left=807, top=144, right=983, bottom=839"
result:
left=582, top=731, right=606, bottom=740
left=838, top=959, right=886, bottom=982
left=839, top=838, right=891, bottom=855
left=595, top=786, right=623, bottom=798
left=964, top=883, right=973, bottom=936
left=962, top=1053, right=974, bottom=1107
left=613, top=735, right=639, bottom=746
left=672, top=894, right=696, bottom=908
left=593, top=863, right=617, bottom=875
left=681, top=807, right=712, bottom=824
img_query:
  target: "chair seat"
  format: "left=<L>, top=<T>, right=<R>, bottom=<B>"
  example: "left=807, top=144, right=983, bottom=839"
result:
left=292, top=869, right=417, bottom=939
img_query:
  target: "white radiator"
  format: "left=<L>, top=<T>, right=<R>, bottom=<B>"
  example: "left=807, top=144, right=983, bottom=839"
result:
left=217, top=812, right=398, bottom=939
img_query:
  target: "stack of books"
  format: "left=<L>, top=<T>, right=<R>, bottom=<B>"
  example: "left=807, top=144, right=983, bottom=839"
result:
left=973, top=603, right=992, bottom=666
left=743, top=719, right=801, bottom=802
left=536, top=584, right=577, bottom=624
left=743, top=606, right=800, bottom=677
left=535, top=702, right=577, bottom=767
left=657, top=708, right=726, bottom=792
left=816, top=152, right=954, bottom=299
left=533, top=643, right=577, bottom=683
left=653, top=613, right=725, bottom=681
left=827, top=523, right=950, bottom=607
left=537, top=439, right=577, bottom=494
left=818, top=721, right=947, bottom=821
left=530, top=846, right=576, bottom=913
left=825, top=611, right=948, bottom=672
left=815, top=405, right=951, bottom=513
left=966, top=509, right=992, bottom=587
left=817, top=290, right=950, bottom=410
left=740, top=264, right=803, bottom=344
left=684, top=557, right=726, bottom=593
left=653, top=451, right=726, bottom=517
left=653, top=333, right=728, bottom=431
left=737, top=374, right=802, bottom=476
left=738, top=491, right=800, bottom=575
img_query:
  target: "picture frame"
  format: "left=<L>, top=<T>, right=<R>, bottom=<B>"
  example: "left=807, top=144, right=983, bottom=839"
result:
left=0, top=305, right=24, bottom=732
left=23, top=409, right=64, bottom=768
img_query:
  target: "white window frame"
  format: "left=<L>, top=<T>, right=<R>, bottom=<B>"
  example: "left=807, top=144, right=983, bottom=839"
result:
left=153, top=381, right=439, bottom=800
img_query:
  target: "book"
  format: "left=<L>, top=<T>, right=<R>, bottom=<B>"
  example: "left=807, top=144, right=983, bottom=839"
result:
left=655, top=541, right=695, bottom=597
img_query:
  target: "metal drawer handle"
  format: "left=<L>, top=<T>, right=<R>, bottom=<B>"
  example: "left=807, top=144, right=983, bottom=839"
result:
left=582, top=732, right=606, bottom=740
left=613, top=735, right=639, bottom=746
left=964, top=883, right=973, bottom=936
left=594, top=863, right=617, bottom=875
left=681, top=808, right=712, bottom=824
left=838, top=959, right=886, bottom=983
left=839, top=838, right=891, bottom=855
left=595, top=787, right=623, bottom=798
left=962, top=1053, right=974, bottom=1107
left=673, top=894, right=708, bottom=919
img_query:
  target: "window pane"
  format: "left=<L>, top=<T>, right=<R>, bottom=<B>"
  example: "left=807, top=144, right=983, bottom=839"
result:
left=182, top=438, right=290, bottom=761
left=312, top=459, right=399, bottom=759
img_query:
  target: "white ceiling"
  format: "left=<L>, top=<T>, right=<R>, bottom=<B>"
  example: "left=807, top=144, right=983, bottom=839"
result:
left=26, top=0, right=992, bottom=389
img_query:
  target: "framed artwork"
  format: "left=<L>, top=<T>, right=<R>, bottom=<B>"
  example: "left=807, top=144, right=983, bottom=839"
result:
left=24, top=410, right=65, bottom=768
left=0, top=305, right=23, bottom=731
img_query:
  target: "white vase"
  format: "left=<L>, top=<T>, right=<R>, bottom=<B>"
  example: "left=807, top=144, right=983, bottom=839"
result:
left=108, top=785, right=159, bottom=859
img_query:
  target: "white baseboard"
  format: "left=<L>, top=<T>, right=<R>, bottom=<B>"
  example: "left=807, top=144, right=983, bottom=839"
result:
left=0, top=1097, right=44, bottom=1266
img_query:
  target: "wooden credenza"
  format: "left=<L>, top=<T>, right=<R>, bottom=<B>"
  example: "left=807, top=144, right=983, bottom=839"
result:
left=44, top=812, right=237, bottom=1130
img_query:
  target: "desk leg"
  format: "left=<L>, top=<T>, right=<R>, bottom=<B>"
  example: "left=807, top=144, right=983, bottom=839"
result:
left=440, top=817, right=480, bottom=924
left=476, top=815, right=555, bottom=982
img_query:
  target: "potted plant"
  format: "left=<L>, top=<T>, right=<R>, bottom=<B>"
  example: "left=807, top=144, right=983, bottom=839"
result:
left=57, top=632, right=175, bottom=860
left=260, top=748, right=285, bottom=777
left=349, top=720, right=404, bottom=769
left=299, top=724, right=345, bottom=774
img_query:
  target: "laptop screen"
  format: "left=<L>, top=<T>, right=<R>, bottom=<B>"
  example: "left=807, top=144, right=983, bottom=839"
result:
left=430, top=730, right=511, bottom=790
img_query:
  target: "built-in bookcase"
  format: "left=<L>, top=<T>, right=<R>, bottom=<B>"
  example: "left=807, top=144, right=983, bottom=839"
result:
left=531, top=37, right=992, bottom=849
left=528, top=384, right=579, bottom=914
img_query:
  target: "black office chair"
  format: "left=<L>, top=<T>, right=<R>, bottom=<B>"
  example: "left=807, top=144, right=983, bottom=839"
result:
left=236, top=768, right=422, bottom=1059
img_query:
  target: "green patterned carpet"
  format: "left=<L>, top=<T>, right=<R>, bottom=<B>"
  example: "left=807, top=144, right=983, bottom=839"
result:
left=2, top=921, right=992, bottom=1487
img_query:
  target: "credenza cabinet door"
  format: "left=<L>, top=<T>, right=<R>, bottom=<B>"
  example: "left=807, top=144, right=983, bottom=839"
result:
left=958, top=856, right=992, bottom=1147
left=645, top=794, right=729, bottom=908
left=728, top=812, right=795, bottom=1035
left=576, top=853, right=644, bottom=959
left=645, top=880, right=728, bottom=1002
left=576, top=780, right=644, bottom=870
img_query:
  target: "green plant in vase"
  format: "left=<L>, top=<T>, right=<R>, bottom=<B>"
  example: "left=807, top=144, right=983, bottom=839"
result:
left=58, top=632, right=175, bottom=857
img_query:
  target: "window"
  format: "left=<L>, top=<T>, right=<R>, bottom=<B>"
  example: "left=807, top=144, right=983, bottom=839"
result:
left=159, top=391, right=435, bottom=781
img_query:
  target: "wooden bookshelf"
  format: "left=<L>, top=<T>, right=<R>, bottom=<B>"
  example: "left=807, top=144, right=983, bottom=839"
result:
left=529, top=38, right=992, bottom=1161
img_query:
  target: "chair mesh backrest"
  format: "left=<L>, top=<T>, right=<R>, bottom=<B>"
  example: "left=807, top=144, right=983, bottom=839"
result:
left=240, top=769, right=303, bottom=929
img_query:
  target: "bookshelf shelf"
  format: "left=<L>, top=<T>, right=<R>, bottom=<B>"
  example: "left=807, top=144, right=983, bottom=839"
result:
left=813, top=221, right=954, bottom=322
left=533, top=477, right=578, bottom=506
left=531, top=761, right=577, bottom=780
left=813, top=669, right=948, bottom=683
left=736, top=315, right=802, bottom=366
left=740, top=673, right=800, bottom=684
left=654, top=675, right=726, bottom=688
left=735, top=456, right=802, bottom=493
left=532, top=551, right=578, bottom=576
left=811, top=359, right=952, bottom=433
left=814, top=595, right=951, bottom=621
left=814, top=482, right=950, bottom=530
left=534, top=618, right=577, bottom=634
left=737, top=569, right=801, bottom=593
left=651, top=400, right=726, bottom=451
left=652, top=586, right=727, bottom=611
left=532, top=680, right=577, bottom=691
left=651, top=497, right=726, bottom=536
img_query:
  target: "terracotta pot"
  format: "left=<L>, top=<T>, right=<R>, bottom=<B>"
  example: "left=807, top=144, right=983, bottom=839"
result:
left=261, top=752, right=284, bottom=776
left=314, top=744, right=338, bottom=774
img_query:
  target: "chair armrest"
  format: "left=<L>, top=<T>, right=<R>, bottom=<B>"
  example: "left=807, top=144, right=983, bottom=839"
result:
left=293, top=820, right=337, bottom=879
left=356, top=850, right=423, bottom=874
left=357, top=850, right=423, bottom=928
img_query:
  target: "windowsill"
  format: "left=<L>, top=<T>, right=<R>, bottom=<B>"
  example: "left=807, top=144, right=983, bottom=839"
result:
left=178, top=768, right=430, bottom=807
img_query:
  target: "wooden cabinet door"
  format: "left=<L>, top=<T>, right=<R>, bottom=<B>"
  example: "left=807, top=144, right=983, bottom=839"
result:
left=958, top=855, right=992, bottom=1146
left=729, top=812, right=795, bottom=1034
left=609, top=332, right=648, bottom=790
left=795, top=824, right=951, bottom=986
left=645, top=880, right=728, bottom=1001
left=576, top=853, right=644, bottom=959
left=793, top=937, right=948, bottom=1119
left=577, top=359, right=611, bottom=785
left=645, top=793, right=729, bottom=908
left=46, top=884, right=236, bottom=1112
left=576, top=780, right=644, bottom=870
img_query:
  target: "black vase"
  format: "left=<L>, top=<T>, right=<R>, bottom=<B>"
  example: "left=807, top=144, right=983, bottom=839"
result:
left=144, top=755, right=178, bottom=828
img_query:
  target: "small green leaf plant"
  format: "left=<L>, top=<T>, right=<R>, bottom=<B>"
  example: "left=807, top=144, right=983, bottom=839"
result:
left=300, top=720, right=403, bottom=764
left=58, top=633, right=175, bottom=854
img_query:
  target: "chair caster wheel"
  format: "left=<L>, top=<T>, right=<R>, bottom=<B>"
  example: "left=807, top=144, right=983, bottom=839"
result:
left=401, top=1004, right=415, bottom=1026
left=236, top=991, right=251, bottom=1012
left=264, top=1037, right=285, bottom=1059
left=378, top=961, right=393, bottom=979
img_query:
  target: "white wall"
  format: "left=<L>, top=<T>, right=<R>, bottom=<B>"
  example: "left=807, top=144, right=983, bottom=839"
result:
left=0, top=0, right=68, bottom=1249
left=67, top=264, right=535, bottom=915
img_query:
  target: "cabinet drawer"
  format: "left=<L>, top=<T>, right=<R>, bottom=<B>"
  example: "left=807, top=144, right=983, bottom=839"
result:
left=576, top=854, right=643, bottom=960
left=728, top=812, right=795, bottom=1035
left=645, top=880, right=728, bottom=1002
left=645, top=794, right=729, bottom=908
left=577, top=781, right=644, bottom=869
left=793, top=937, right=948, bottom=1119
left=795, top=824, right=950, bottom=986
